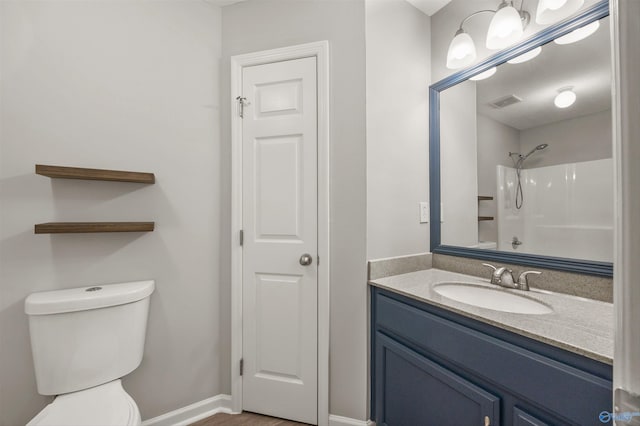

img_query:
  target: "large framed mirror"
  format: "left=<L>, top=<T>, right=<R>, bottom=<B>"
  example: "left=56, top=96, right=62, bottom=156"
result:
left=429, top=0, right=612, bottom=277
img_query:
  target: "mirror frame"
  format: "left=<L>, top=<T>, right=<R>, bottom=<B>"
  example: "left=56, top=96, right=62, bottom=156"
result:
left=429, top=0, right=612, bottom=277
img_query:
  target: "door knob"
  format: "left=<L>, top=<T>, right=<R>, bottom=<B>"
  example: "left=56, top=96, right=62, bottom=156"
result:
left=299, top=253, right=313, bottom=266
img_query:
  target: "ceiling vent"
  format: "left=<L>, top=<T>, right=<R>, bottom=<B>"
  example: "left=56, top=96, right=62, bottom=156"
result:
left=488, top=94, right=523, bottom=109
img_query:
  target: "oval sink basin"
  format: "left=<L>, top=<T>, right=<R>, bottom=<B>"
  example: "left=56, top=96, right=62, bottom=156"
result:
left=433, top=283, right=553, bottom=315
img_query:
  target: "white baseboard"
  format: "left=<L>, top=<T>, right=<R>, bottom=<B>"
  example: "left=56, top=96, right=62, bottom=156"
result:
left=141, top=394, right=233, bottom=426
left=328, top=414, right=376, bottom=426
left=142, top=399, right=374, bottom=426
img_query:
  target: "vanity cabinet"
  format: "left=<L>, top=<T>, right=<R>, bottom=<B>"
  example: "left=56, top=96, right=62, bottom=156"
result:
left=371, top=287, right=612, bottom=426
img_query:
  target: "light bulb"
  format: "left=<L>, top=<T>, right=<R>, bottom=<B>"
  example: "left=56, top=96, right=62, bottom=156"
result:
left=554, top=89, right=576, bottom=108
left=545, top=0, right=568, bottom=10
left=486, top=4, right=524, bottom=50
left=446, top=30, right=477, bottom=69
left=470, top=67, right=497, bottom=81
left=507, top=46, right=543, bottom=64
left=536, top=0, right=584, bottom=24
left=554, top=20, right=600, bottom=45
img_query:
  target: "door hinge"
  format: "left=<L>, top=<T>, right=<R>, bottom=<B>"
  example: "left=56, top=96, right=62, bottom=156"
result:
left=240, top=358, right=244, bottom=376
left=236, top=96, right=249, bottom=118
left=239, top=230, right=244, bottom=246
left=317, top=255, right=320, bottom=266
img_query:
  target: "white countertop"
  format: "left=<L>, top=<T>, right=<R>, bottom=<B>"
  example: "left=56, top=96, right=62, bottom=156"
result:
left=369, top=268, right=614, bottom=364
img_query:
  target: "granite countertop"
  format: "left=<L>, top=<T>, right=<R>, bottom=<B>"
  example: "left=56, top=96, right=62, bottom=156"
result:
left=369, top=268, right=613, bottom=364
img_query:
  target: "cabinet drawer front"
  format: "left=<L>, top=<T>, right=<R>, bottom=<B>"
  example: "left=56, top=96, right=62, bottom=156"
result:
left=376, top=332, right=499, bottom=426
left=513, top=407, right=550, bottom=426
left=375, top=292, right=612, bottom=425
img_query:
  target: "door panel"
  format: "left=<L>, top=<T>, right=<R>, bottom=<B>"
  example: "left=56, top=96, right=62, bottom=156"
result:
left=242, top=56, right=318, bottom=424
left=254, top=135, right=303, bottom=240
left=254, top=273, right=303, bottom=382
left=255, top=79, right=303, bottom=116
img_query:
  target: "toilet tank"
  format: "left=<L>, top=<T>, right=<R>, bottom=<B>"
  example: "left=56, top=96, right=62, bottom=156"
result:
left=25, top=280, right=154, bottom=396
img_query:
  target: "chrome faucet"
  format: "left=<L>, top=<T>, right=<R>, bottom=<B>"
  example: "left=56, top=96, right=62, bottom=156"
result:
left=482, top=263, right=541, bottom=291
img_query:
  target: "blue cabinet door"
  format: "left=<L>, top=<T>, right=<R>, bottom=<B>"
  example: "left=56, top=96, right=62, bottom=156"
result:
left=376, top=332, right=500, bottom=426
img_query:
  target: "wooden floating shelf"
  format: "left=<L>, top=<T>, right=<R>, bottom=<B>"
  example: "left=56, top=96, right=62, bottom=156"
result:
left=478, top=216, right=494, bottom=221
left=35, top=222, right=155, bottom=234
left=36, top=164, right=155, bottom=184
left=478, top=196, right=494, bottom=201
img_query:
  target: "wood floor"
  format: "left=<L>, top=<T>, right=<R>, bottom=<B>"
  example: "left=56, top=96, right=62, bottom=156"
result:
left=190, top=411, right=310, bottom=426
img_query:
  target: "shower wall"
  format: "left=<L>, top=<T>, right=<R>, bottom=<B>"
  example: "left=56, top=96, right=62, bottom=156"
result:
left=496, top=158, right=613, bottom=262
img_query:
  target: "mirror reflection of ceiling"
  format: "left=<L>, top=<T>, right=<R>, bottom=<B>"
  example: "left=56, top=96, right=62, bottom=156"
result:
left=476, top=16, right=611, bottom=131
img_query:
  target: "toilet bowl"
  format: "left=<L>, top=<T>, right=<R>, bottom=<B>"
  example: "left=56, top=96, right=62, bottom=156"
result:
left=25, top=280, right=154, bottom=426
left=26, top=380, right=140, bottom=426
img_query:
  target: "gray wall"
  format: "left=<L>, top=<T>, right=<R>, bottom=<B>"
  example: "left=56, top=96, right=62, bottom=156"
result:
left=519, top=110, right=612, bottom=168
left=221, top=0, right=368, bottom=421
left=0, top=1, right=224, bottom=425
left=365, top=0, right=431, bottom=260
left=476, top=115, right=520, bottom=243
left=440, top=81, right=478, bottom=247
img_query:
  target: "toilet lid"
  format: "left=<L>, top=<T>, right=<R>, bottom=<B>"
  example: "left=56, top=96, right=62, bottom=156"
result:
left=27, top=380, right=140, bottom=426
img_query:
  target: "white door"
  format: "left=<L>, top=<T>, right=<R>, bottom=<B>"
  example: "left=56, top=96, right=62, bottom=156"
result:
left=241, top=57, right=318, bottom=424
left=613, top=0, right=640, bottom=422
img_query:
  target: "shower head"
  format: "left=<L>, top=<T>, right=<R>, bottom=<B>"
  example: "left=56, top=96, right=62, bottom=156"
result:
left=522, top=143, right=549, bottom=160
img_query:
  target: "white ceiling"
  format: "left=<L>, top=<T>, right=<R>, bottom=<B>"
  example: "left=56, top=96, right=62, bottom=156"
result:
left=406, top=0, right=452, bottom=16
left=475, top=15, right=611, bottom=130
left=208, top=0, right=451, bottom=15
left=202, top=0, right=246, bottom=6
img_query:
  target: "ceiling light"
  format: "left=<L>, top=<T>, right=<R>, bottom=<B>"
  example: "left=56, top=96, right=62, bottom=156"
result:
left=554, top=88, right=576, bottom=108
left=446, top=29, right=477, bottom=69
left=507, top=46, right=543, bottom=64
left=554, top=20, right=600, bottom=45
left=486, top=2, right=526, bottom=50
left=470, top=67, right=497, bottom=81
left=536, top=0, right=584, bottom=24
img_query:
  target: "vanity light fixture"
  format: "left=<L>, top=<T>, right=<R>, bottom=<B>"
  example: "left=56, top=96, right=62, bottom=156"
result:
left=536, top=0, right=584, bottom=24
left=446, top=29, right=477, bottom=69
left=507, top=46, right=543, bottom=64
left=554, top=20, right=600, bottom=44
left=486, top=1, right=529, bottom=50
left=446, top=1, right=530, bottom=70
left=554, top=87, right=576, bottom=108
left=470, top=67, right=497, bottom=81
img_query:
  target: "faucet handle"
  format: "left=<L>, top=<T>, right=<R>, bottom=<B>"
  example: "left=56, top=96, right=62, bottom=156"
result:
left=482, top=263, right=498, bottom=272
left=517, top=270, right=541, bottom=290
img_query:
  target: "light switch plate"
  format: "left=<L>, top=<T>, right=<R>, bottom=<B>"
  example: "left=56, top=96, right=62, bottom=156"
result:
left=420, top=202, right=429, bottom=223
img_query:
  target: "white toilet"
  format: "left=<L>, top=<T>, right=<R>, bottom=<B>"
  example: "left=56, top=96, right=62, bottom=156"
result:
left=24, top=280, right=155, bottom=426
